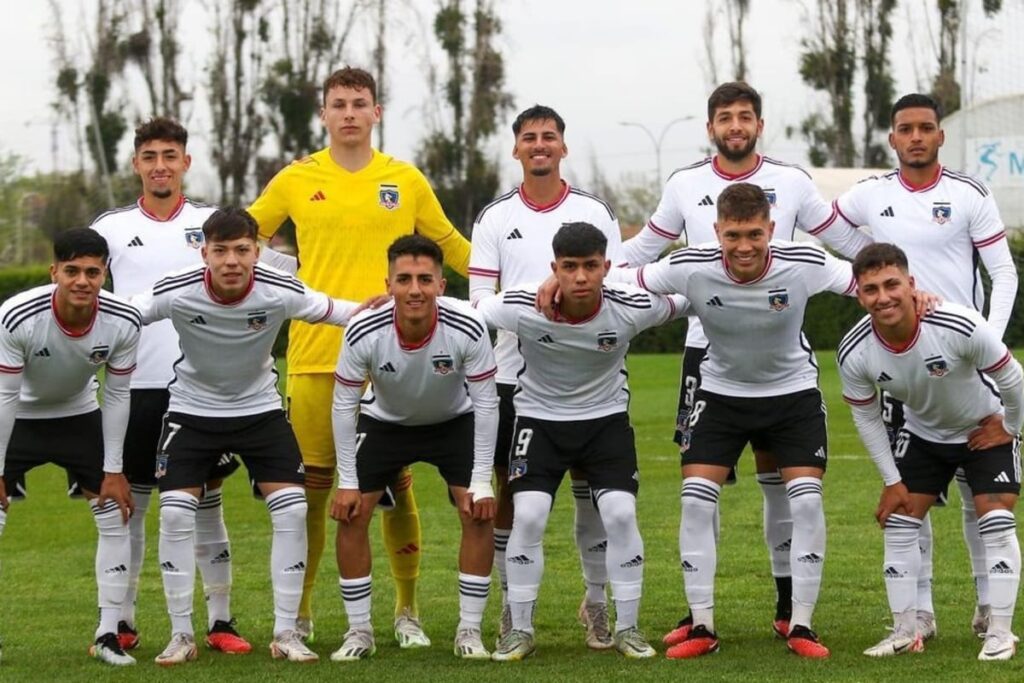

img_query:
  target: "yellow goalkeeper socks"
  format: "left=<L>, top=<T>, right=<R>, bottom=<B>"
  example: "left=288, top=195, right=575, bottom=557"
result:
left=301, top=468, right=334, bottom=620
left=382, top=470, right=421, bottom=617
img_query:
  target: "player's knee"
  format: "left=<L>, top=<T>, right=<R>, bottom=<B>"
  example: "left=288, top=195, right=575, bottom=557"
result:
left=595, top=490, right=637, bottom=536
left=511, top=492, right=551, bottom=539
left=159, top=497, right=198, bottom=540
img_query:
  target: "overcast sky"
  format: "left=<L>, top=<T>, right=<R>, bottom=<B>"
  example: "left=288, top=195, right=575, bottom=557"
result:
left=2, top=0, right=1020, bottom=198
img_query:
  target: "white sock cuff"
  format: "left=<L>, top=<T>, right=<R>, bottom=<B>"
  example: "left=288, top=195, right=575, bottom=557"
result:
left=198, top=487, right=223, bottom=510
left=885, top=514, right=923, bottom=530
left=265, top=486, right=307, bottom=514
left=681, top=477, right=722, bottom=504
left=756, top=472, right=785, bottom=486
left=979, top=509, right=1016, bottom=536
left=459, top=573, right=491, bottom=594
left=339, top=576, right=372, bottom=599
left=571, top=479, right=591, bottom=501
left=785, top=477, right=823, bottom=500
left=160, top=490, right=200, bottom=509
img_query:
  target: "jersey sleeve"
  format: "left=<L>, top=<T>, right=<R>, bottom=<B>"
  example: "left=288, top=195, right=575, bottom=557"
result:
left=832, top=178, right=875, bottom=229
left=633, top=291, right=690, bottom=331
left=797, top=174, right=874, bottom=259
left=631, top=251, right=690, bottom=298
left=106, top=323, right=140, bottom=376
left=468, top=213, right=501, bottom=303
left=970, top=193, right=1017, bottom=337
left=247, top=168, right=293, bottom=241
left=600, top=212, right=628, bottom=268
left=461, top=313, right=499, bottom=486
left=621, top=184, right=685, bottom=266
left=966, top=316, right=1024, bottom=434
left=474, top=289, right=526, bottom=332
left=0, top=323, right=25, bottom=476
left=130, top=288, right=173, bottom=325
left=332, top=330, right=371, bottom=489
left=413, top=171, right=471, bottom=277
left=259, top=246, right=299, bottom=275
left=837, top=351, right=902, bottom=485
left=811, top=251, right=857, bottom=297
left=281, top=280, right=358, bottom=327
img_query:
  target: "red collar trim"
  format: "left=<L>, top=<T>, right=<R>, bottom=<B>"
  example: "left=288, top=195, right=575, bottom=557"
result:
left=872, top=318, right=921, bottom=354
left=203, top=269, right=254, bottom=305
left=722, top=247, right=772, bottom=285
left=518, top=181, right=571, bottom=213
left=138, top=194, right=187, bottom=222
left=712, top=154, right=762, bottom=180
left=554, top=296, right=602, bottom=325
left=396, top=306, right=438, bottom=350
left=51, top=290, right=98, bottom=338
left=897, top=165, right=942, bottom=193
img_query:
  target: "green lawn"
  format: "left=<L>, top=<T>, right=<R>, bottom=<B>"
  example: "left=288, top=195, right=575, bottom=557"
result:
left=2, top=353, right=1022, bottom=681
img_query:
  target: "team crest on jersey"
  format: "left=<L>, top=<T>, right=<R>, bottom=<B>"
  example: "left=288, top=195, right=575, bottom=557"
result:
left=509, top=457, right=528, bottom=480
left=432, top=353, right=455, bottom=375
left=185, top=228, right=204, bottom=248
left=932, top=202, right=952, bottom=224
left=768, top=289, right=790, bottom=311
left=247, top=311, right=268, bottom=331
left=88, top=345, right=110, bottom=364
left=763, top=187, right=778, bottom=207
left=379, top=184, right=400, bottom=210
left=925, top=356, right=949, bottom=377
left=597, top=331, right=618, bottom=352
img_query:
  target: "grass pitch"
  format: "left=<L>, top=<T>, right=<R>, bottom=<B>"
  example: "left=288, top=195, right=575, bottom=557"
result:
left=1, top=353, right=1022, bottom=681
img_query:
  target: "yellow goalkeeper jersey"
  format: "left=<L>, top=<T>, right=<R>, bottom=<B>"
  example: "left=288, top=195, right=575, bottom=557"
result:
left=249, top=148, right=471, bottom=374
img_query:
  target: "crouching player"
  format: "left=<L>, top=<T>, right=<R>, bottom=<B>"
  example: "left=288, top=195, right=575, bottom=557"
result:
left=131, top=207, right=360, bottom=664
left=330, top=235, right=498, bottom=661
left=838, top=243, right=1023, bottom=661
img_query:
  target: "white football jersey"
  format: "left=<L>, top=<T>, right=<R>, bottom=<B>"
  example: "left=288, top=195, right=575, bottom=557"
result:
left=838, top=303, right=1022, bottom=443
left=622, top=154, right=871, bottom=348
left=0, top=285, right=140, bottom=418
left=132, top=263, right=355, bottom=417
left=832, top=167, right=1016, bottom=335
left=91, top=196, right=215, bottom=388
left=475, top=283, right=685, bottom=420
left=468, top=183, right=627, bottom=385
left=621, top=241, right=855, bottom=397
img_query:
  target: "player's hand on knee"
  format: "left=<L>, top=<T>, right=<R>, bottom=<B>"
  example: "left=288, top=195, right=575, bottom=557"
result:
left=331, top=488, right=361, bottom=523
left=875, top=481, right=911, bottom=527
left=967, top=414, right=1014, bottom=450
left=99, top=473, right=134, bottom=523
left=912, top=290, right=941, bottom=316
left=535, top=274, right=561, bottom=320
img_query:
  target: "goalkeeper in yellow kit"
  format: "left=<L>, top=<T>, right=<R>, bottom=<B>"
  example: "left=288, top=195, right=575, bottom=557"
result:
left=248, top=66, right=471, bottom=647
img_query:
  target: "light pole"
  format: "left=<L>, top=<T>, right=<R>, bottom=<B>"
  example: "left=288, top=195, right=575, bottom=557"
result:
left=619, top=116, right=695, bottom=182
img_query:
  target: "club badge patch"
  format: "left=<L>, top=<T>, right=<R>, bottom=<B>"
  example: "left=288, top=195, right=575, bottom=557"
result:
left=88, top=345, right=110, bottom=364
left=185, top=228, right=204, bottom=248
left=247, top=311, right=268, bottom=331
left=768, top=289, right=790, bottom=311
left=925, top=356, right=949, bottom=377
left=432, top=353, right=455, bottom=375
left=763, top=187, right=778, bottom=207
left=932, top=202, right=952, bottom=224
left=597, top=331, right=618, bottom=352
left=379, top=184, right=400, bottom=210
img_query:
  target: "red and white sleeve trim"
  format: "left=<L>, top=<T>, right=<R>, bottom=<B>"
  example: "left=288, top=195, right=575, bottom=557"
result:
left=106, top=364, right=136, bottom=376
left=646, top=219, right=680, bottom=240
left=314, top=298, right=334, bottom=324
left=468, top=267, right=500, bottom=277
left=982, top=351, right=1013, bottom=374
left=843, top=394, right=877, bottom=406
left=806, top=204, right=840, bottom=236
left=973, top=232, right=1007, bottom=249
left=334, top=373, right=364, bottom=387
left=0, top=364, right=23, bottom=374
left=467, top=367, right=497, bottom=382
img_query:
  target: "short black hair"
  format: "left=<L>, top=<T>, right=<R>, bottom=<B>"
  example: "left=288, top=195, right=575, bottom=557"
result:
left=134, top=117, right=188, bottom=151
left=512, top=105, right=566, bottom=136
left=852, top=243, right=910, bottom=281
left=716, top=182, right=770, bottom=223
left=202, top=207, right=259, bottom=242
left=53, top=227, right=109, bottom=263
left=707, top=82, right=762, bottom=121
left=890, top=93, right=942, bottom=125
left=387, top=234, right=444, bottom=268
left=552, top=222, right=607, bottom=259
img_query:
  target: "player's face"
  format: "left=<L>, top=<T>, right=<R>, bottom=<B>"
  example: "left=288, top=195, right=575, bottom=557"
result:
left=513, top=119, right=567, bottom=178
left=715, top=216, right=774, bottom=282
left=321, top=86, right=381, bottom=148
left=50, top=255, right=106, bottom=310
left=387, top=255, right=446, bottom=325
left=132, top=139, right=191, bottom=200
left=708, top=100, right=763, bottom=162
left=856, top=265, right=916, bottom=329
left=551, top=253, right=609, bottom=311
left=889, top=108, right=943, bottom=169
left=202, top=237, right=259, bottom=299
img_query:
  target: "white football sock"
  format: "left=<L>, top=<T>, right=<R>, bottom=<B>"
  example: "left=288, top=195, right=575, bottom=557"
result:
left=680, top=477, right=720, bottom=631
left=506, top=490, right=552, bottom=634
left=883, top=514, right=922, bottom=632
left=159, top=491, right=199, bottom=636
left=595, top=489, right=643, bottom=631
left=339, top=576, right=372, bottom=629
left=786, top=477, right=825, bottom=631
left=266, top=487, right=307, bottom=636
left=92, top=497, right=130, bottom=639
left=458, top=573, right=490, bottom=631
left=573, top=479, right=608, bottom=605
left=958, top=475, right=989, bottom=606
left=916, top=512, right=935, bottom=615
left=122, top=484, right=151, bottom=626
left=196, top=486, right=232, bottom=628
left=978, top=509, right=1020, bottom=636
left=758, top=472, right=792, bottom=578
left=493, top=528, right=511, bottom=603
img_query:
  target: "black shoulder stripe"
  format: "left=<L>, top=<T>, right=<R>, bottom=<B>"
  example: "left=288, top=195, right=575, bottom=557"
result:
left=762, top=156, right=812, bottom=180
left=666, top=158, right=711, bottom=181
left=604, top=296, right=653, bottom=310
left=3, top=300, right=50, bottom=333
left=602, top=288, right=650, bottom=302
left=927, top=310, right=978, bottom=330
left=568, top=188, right=616, bottom=220
left=503, top=294, right=535, bottom=308
left=344, top=308, right=393, bottom=338
left=941, top=169, right=988, bottom=197
left=473, top=188, right=518, bottom=224
left=438, top=305, right=485, bottom=336
left=837, top=320, right=872, bottom=366
left=773, top=253, right=827, bottom=266
left=185, top=198, right=215, bottom=209
left=153, top=268, right=205, bottom=293
left=90, top=202, right=138, bottom=225
left=345, top=316, right=392, bottom=346
left=668, top=250, right=721, bottom=265
left=438, top=310, right=484, bottom=341
left=1, top=291, right=51, bottom=329
left=922, top=317, right=973, bottom=338
left=254, top=272, right=305, bottom=295
left=100, top=306, right=142, bottom=330
left=99, top=296, right=143, bottom=324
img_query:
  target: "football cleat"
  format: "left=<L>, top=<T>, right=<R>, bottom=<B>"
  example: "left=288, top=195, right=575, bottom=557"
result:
left=663, top=613, right=693, bottom=646
left=916, top=611, right=937, bottom=641
left=578, top=598, right=613, bottom=650
left=90, top=632, right=136, bottom=666
left=973, top=604, right=991, bottom=639
left=331, top=628, right=376, bottom=662
left=496, top=603, right=512, bottom=648
left=491, top=629, right=536, bottom=662
left=979, top=631, right=1016, bottom=661
left=155, top=632, right=198, bottom=666
left=394, top=608, right=431, bottom=648
left=787, top=625, right=830, bottom=659
left=206, top=619, right=252, bottom=654
left=453, top=628, right=490, bottom=660
left=614, top=627, right=656, bottom=658
left=863, top=630, right=924, bottom=657
left=116, top=620, right=139, bottom=651
left=773, top=618, right=791, bottom=639
left=665, top=624, right=719, bottom=659
left=296, top=617, right=315, bottom=644
left=270, top=630, right=318, bottom=662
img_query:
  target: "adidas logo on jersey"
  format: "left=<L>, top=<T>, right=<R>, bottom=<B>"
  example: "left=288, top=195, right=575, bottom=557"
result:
left=797, top=553, right=824, bottom=564
left=128, top=236, right=144, bottom=247
left=189, top=315, right=207, bottom=325
left=774, top=539, right=792, bottom=553
left=283, top=560, right=307, bottom=574
left=681, top=560, right=697, bottom=573
left=883, top=565, right=905, bottom=579
left=698, top=195, right=714, bottom=207
left=508, top=554, right=534, bottom=565
left=506, top=228, right=523, bottom=240
left=379, top=362, right=396, bottom=372
left=880, top=206, right=895, bottom=217
left=705, top=296, right=723, bottom=307
left=994, top=471, right=1012, bottom=483
left=104, top=564, right=128, bottom=575
left=211, top=549, right=231, bottom=565
left=33, top=347, right=51, bottom=357
left=620, top=554, right=645, bottom=568
left=310, top=190, right=327, bottom=201
left=876, top=372, right=892, bottom=382
left=991, top=561, right=1014, bottom=574
left=587, top=541, right=607, bottom=553
left=537, top=334, right=555, bottom=343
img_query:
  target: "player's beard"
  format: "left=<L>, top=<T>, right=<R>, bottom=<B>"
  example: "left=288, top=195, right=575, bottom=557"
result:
left=899, top=149, right=939, bottom=169
left=714, top=134, right=758, bottom=163
left=150, top=187, right=174, bottom=199
left=529, top=166, right=553, bottom=177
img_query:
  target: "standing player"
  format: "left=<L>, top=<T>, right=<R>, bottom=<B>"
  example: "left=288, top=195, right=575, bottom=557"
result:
left=131, top=208, right=359, bottom=665
left=249, top=66, right=472, bottom=646
left=828, top=93, right=1018, bottom=639
left=331, top=236, right=498, bottom=661
left=621, top=82, right=873, bottom=643
left=0, top=228, right=138, bottom=665
left=478, top=222, right=687, bottom=661
left=468, top=104, right=627, bottom=648
left=90, top=117, right=251, bottom=654
left=838, top=243, right=1022, bottom=661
